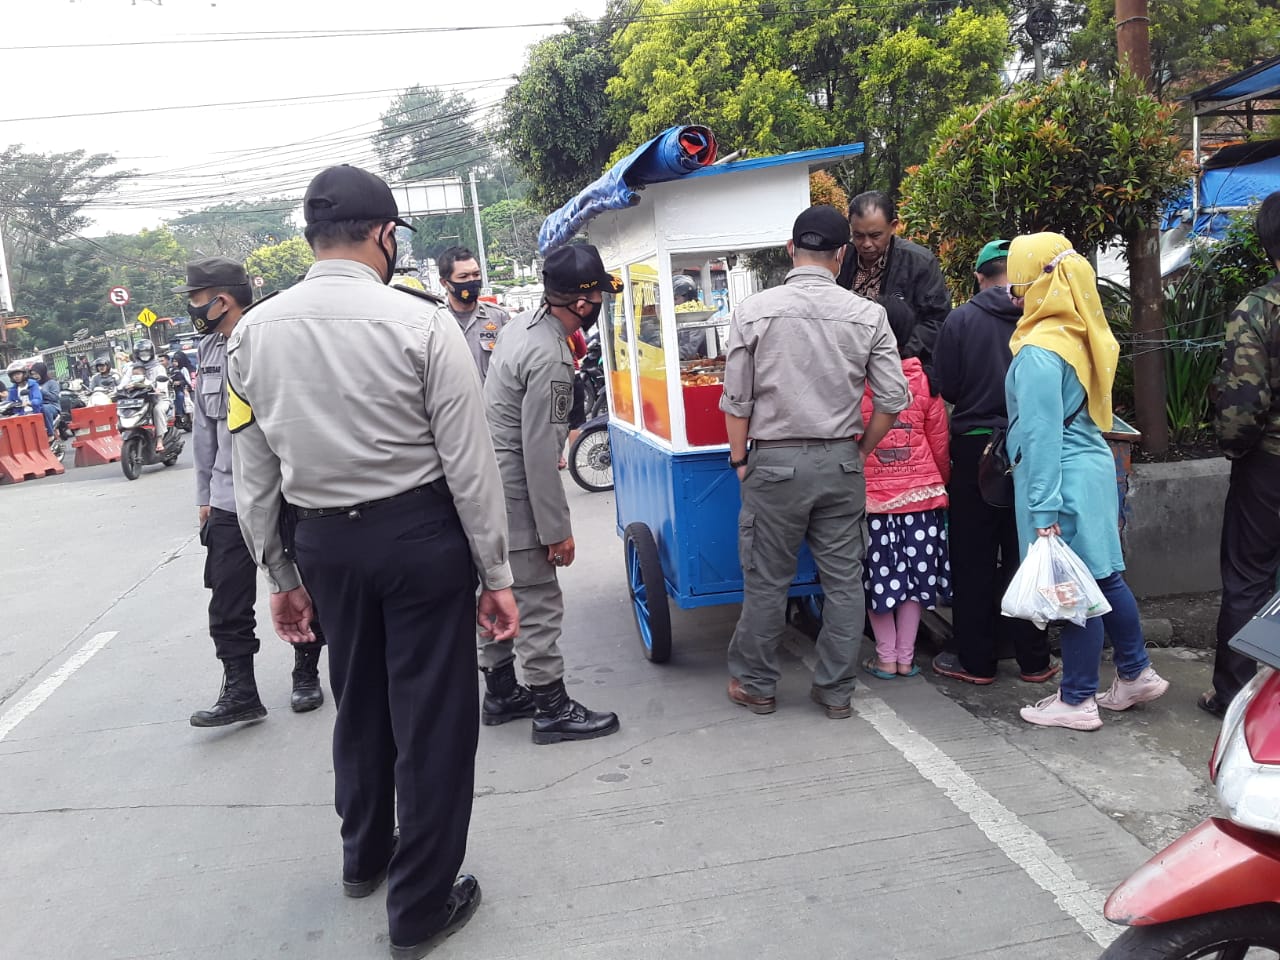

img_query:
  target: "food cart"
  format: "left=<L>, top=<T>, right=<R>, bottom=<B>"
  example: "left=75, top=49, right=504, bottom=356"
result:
left=540, top=137, right=865, bottom=662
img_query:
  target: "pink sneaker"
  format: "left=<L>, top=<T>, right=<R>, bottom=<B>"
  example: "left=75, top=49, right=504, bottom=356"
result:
left=1096, top=667, right=1170, bottom=712
left=1020, top=691, right=1103, bottom=731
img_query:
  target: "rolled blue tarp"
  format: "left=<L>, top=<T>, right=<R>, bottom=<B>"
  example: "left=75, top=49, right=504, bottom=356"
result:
left=538, top=125, right=718, bottom=254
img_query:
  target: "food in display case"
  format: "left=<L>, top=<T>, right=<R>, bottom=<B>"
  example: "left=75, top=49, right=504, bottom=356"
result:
left=680, top=358, right=724, bottom=387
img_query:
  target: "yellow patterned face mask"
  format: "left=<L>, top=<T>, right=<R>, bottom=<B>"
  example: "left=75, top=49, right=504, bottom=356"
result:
left=1007, top=232, right=1119, bottom=433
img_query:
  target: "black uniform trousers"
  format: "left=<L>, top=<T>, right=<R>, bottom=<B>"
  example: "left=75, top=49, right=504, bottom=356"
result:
left=1213, top=449, right=1280, bottom=703
left=294, top=488, right=479, bottom=946
left=947, top=433, right=1052, bottom=677
left=203, top=507, right=324, bottom=659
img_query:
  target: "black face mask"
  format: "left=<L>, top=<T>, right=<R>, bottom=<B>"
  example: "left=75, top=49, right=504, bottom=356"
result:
left=187, top=296, right=226, bottom=335
left=378, top=225, right=398, bottom=285
left=448, top=280, right=483, bottom=307
left=577, top=299, right=603, bottom=332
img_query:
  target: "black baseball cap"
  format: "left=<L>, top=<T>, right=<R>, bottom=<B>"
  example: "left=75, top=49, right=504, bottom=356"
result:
left=792, top=204, right=850, bottom=251
left=542, top=244, right=621, bottom=296
left=303, top=164, right=415, bottom=231
left=172, top=256, right=250, bottom=293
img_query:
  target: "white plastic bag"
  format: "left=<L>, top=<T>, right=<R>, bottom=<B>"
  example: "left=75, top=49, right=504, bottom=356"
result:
left=1000, top=534, right=1112, bottom=629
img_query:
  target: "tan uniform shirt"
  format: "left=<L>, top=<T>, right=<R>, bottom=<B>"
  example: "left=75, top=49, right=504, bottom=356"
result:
left=226, top=258, right=513, bottom=593
left=444, top=300, right=510, bottom=381
left=720, top=265, right=910, bottom=439
left=483, top=306, right=575, bottom=551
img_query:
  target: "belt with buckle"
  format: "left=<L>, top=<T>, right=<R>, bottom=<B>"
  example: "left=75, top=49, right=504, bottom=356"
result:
left=753, top=437, right=858, bottom=449
left=293, top=480, right=449, bottom=521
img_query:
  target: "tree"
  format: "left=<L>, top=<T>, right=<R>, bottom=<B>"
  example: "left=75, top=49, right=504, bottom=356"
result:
left=244, top=237, right=314, bottom=295
left=480, top=198, right=543, bottom=271
left=168, top=200, right=299, bottom=260
left=499, top=10, right=627, bottom=208
left=374, top=85, right=493, bottom=182
left=899, top=67, right=1190, bottom=291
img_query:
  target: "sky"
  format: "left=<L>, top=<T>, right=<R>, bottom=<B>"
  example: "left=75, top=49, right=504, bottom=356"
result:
left=1, top=0, right=609, bottom=234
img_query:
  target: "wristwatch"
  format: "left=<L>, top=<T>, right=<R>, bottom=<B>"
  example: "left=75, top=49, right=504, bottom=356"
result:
left=728, top=452, right=749, bottom=468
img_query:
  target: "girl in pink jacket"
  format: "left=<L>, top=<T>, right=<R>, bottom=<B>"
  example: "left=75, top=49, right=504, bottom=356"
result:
left=859, top=357, right=951, bottom=678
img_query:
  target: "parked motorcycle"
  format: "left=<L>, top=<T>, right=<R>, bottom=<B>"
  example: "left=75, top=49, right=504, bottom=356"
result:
left=568, top=413, right=612, bottom=493
left=115, top=379, right=183, bottom=480
left=1101, top=589, right=1280, bottom=958
left=577, top=331, right=607, bottom=419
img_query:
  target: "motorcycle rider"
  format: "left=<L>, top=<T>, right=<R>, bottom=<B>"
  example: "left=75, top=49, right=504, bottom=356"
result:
left=130, top=340, right=172, bottom=451
left=5, top=361, right=43, bottom=413
left=90, top=355, right=120, bottom=394
left=177, top=256, right=326, bottom=726
left=29, top=362, right=60, bottom=440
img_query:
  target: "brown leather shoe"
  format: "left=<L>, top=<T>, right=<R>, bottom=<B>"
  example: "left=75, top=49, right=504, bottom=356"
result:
left=727, top=678, right=776, bottom=715
left=809, top=688, right=853, bottom=720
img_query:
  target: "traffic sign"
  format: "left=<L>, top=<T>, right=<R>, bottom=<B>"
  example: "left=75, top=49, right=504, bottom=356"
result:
left=137, top=307, right=158, bottom=328
left=3, top=316, right=29, bottom=329
left=108, top=286, right=130, bottom=306
left=253, top=276, right=265, bottom=288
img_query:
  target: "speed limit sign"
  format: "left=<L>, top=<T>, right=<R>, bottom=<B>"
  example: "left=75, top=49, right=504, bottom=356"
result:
left=253, top=276, right=264, bottom=288
left=108, top=286, right=130, bottom=306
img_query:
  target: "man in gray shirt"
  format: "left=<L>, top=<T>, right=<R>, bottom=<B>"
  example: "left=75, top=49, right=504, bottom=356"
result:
left=435, top=245, right=509, bottom=380
left=178, top=257, right=325, bottom=727
left=720, top=205, right=910, bottom=719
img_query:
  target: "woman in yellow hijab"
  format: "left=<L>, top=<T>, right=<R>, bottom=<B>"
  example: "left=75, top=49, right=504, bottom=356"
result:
left=1004, top=232, right=1168, bottom=731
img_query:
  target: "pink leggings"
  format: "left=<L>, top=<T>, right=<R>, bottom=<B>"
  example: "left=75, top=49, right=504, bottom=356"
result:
left=869, top=601, right=921, bottom=666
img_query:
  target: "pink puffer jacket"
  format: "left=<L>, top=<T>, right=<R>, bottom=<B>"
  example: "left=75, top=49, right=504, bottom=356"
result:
left=859, top=357, right=950, bottom=514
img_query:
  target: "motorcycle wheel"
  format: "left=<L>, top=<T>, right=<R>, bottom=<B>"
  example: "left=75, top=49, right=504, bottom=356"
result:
left=121, top=436, right=145, bottom=481
left=568, top=424, right=612, bottom=493
left=1099, top=904, right=1280, bottom=959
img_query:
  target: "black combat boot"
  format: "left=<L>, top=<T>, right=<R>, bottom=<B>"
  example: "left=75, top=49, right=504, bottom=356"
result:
left=291, top=645, right=324, bottom=713
left=481, top=663, right=536, bottom=726
left=190, top=656, right=268, bottom=728
left=529, top=679, right=620, bottom=745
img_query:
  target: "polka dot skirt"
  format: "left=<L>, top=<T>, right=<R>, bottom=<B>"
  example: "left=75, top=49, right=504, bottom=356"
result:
left=863, top=509, right=951, bottom=613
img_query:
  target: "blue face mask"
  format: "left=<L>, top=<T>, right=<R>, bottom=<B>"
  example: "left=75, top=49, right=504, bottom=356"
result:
left=450, top=280, right=483, bottom=306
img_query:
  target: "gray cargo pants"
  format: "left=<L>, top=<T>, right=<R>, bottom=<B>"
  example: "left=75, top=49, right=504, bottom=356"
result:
left=479, top=547, right=566, bottom=686
left=727, top=439, right=867, bottom=705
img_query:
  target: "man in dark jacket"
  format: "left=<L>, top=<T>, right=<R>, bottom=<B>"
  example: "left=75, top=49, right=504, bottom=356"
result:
left=836, top=191, right=951, bottom=365
left=929, top=240, right=1058, bottom=686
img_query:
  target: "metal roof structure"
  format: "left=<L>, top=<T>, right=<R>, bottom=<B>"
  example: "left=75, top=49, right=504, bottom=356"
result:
left=1184, top=55, right=1280, bottom=117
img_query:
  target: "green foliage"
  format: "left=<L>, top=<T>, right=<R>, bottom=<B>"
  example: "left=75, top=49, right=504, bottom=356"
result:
left=480, top=198, right=543, bottom=270
left=244, top=237, right=314, bottom=296
left=499, top=11, right=626, bottom=208
left=374, top=85, right=492, bottom=182
left=168, top=200, right=299, bottom=260
left=899, top=67, right=1190, bottom=294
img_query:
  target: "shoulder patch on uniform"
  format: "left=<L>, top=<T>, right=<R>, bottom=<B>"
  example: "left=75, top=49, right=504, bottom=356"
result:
left=239, top=290, right=280, bottom=316
left=394, top=284, right=446, bottom=306
left=550, top=380, right=573, bottom=424
left=227, top=381, right=255, bottom=434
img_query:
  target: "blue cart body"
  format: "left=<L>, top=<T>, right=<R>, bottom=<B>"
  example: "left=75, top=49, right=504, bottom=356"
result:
left=610, top=424, right=822, bottom=609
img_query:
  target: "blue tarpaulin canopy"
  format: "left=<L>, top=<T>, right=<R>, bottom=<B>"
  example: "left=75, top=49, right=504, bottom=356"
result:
left=538, top=125, right=718, bottom=255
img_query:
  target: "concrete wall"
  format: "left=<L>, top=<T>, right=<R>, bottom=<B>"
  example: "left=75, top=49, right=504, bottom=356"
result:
left=1124, top=457, right=1230, bottom=598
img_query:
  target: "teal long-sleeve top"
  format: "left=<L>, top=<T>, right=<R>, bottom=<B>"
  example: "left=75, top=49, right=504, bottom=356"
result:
left=1005, top=345, right=1124, bottom=579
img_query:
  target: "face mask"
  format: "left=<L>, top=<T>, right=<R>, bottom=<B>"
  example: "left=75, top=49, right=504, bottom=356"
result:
left=577, top=299, right=603, bottom=332
left=379, top=225, right=398, bottom=285
left=187, top=296, right=226, bottom=335
left=449, top=280, right=483, bottom=306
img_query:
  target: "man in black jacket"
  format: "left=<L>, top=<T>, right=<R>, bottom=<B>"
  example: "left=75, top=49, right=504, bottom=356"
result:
left=929, top=240, right=1058, bottom=686
left=836, top=191, right=951, bottom=365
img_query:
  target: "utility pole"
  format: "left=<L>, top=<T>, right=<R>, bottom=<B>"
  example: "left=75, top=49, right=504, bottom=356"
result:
left=468, top=171, right=491, bottom=292
left=1116, top=0, right=1168, bottom=454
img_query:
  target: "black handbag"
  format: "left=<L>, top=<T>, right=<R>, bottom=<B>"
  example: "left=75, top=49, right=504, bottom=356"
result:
left=977, top=398, right=1088, bottom=509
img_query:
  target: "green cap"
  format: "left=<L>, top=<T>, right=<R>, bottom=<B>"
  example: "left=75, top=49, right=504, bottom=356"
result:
left=975, top=239, right=1011, bottom=271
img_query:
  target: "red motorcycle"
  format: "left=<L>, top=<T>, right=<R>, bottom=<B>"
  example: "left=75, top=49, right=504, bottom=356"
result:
left=1102, top=590, right=1280, bottom=958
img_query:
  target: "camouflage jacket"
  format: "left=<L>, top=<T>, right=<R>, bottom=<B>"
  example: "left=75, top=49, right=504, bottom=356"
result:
left=1214, top=275, right=1280, bottom=459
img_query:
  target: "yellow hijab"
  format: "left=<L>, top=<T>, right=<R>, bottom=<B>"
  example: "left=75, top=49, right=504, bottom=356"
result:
left=1007, top=232, right=1118, bottom=432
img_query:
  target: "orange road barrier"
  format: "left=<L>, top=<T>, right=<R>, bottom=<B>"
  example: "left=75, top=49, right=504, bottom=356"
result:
left=0, top=412, right=65, bottom=483
left=70, top=405, right=123, bottom=467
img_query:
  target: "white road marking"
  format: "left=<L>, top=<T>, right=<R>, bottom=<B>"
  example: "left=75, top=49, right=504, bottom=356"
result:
left=783, top=635, right=1116, bottom=947
left=0, top=631, right=118, bottom=742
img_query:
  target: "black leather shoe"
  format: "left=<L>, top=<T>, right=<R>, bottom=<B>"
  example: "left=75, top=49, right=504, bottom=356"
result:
left=291, top=645, right=324, bottom=713
left=190, top=657, right=267, bottom=727
left=481, top=664, right=536, bottom=726
left=344, top=830, right=398, bottom=899
left=529, top=680, right=620, bottom=745
left=389, top=875, right=482, bottom=959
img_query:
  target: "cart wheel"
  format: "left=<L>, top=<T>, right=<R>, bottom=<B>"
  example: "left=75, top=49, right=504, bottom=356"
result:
left=624, top=522, right=672, bottom=663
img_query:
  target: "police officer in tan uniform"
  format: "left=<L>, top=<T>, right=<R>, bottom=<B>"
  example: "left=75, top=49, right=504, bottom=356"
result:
left=479, top=244, right=620, bottom=744
left=434, top=245, right=509, bottom=380
left=227, top=164, right=518, bottom=959
left=721, top=205, right=911, bottom=719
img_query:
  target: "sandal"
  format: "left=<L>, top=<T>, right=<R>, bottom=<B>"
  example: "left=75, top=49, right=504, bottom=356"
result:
left=898, top=664, right=921, bottom=678
left=862, top=657, right=898, bottom=681
left=1197, top=690, right=1227, bottom=719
